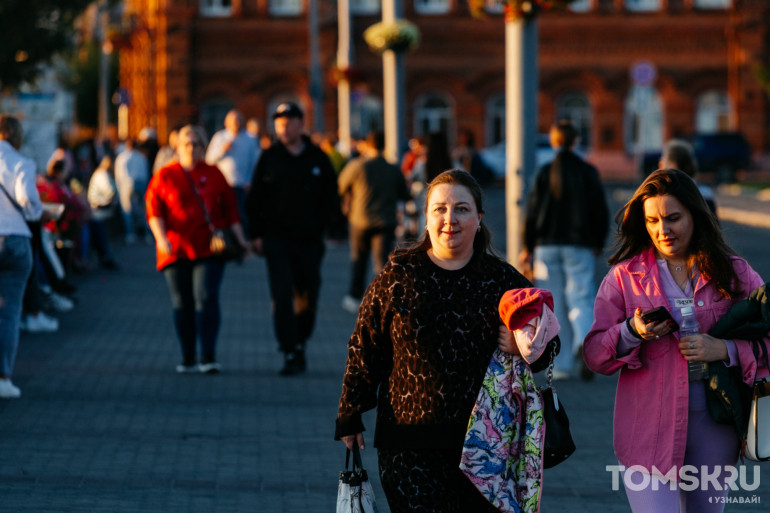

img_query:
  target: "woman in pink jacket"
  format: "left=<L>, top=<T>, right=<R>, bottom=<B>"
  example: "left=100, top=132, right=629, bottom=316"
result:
left=583, top=168, right=768, bottom=512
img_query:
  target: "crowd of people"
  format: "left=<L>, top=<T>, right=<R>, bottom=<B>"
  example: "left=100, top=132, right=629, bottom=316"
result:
left=3, top=106, right=770, bottom=513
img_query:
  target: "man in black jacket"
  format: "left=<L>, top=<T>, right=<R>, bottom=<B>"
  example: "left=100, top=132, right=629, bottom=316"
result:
left=520, top=119, right=609, bottom=381
left=245, top=102, right=340, bottom=376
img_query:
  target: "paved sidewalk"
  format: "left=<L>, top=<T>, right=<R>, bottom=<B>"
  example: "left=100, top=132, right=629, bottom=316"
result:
left=1, top=183, right=769, bottom=512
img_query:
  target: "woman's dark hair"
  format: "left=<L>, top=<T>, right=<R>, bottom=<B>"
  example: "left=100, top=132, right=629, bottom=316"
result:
left=609, top=168, right=740, bottom=298
left=395, top=169, right=499, bottom=264
left=660, top=139, right=697, bottom=177
left=548, top=119, right=579, bottom=200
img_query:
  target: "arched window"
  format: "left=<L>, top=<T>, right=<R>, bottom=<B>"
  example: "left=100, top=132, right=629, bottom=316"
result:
left=695, top=90, right=732, bottom=133
left=624, top=86, right=663, bottom=154
left=351, top=93, right=383, bottom=138
left=556, top=91, right=591, bottom=149
left=569, top=0, right=593, bottom=12
left=200, top=97, right=234, bottom=141
left=625, top=0, right=660, bottom=11
left=351, top=0, right=379, bottom=15
left=269, top=0, right=302, bottom=16
left=694, top=0, right=731, bottom=8
left=414, top=93, right=454, bottom=138
left=485, top=94, right=506, bottom=146
left=200, top=0, right=231, bottom=17
left=414, top=0, right=450, bottom=15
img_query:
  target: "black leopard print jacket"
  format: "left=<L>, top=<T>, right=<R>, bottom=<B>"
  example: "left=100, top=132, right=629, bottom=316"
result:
left=335, top=249, right=558, bottom=450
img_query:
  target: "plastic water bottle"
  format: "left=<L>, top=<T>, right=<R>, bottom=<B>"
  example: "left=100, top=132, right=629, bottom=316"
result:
left=680, top=306, right=707, bottom=380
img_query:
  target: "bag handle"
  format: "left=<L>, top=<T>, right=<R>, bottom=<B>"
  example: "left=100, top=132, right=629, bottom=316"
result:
left=344, top=444, right=365, bottom=472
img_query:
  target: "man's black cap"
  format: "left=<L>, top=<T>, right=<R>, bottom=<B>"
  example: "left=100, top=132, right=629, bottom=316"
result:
left=272, top=102, right=304, bottom=120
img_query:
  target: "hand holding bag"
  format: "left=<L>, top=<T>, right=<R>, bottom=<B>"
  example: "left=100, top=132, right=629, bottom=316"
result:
left=336, top=445, right=378, bottom=513
left=182, top=169, right=244, bottom=261
left=541, top=344, right=576, bottom=469
left=746, top=378, right=770, bottom=461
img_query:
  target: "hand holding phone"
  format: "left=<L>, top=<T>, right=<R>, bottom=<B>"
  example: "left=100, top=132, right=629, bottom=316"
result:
left=640, top=306, right=679, bottom=332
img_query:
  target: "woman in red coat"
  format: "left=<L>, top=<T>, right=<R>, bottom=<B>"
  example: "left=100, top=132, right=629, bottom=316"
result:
left=146, top=124, right=249, bottom=374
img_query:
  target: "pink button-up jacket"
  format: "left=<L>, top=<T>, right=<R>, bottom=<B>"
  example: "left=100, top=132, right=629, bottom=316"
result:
left=583, top=247, right=767, bottom=475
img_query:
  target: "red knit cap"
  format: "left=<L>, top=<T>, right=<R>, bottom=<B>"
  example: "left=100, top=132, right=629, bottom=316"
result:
left=498, top=288, right=555, bottom=331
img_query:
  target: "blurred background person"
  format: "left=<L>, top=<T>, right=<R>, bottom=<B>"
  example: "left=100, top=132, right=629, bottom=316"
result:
left=146, top=125, right=249, bottom=375
left=659, top=139, right=717, bottom=220
left=205, top=109, right=259, bottom=230
left=0, top=114, right=43, bottom=398
left=520, top=119, right=609, bottom=381
left=115, top=139, right=150, bottom=245
left=86, top=156, right=119, bottom=270
left=153, top=128, right=179, bottom=173
left=337, top=131, right=409, bottom=314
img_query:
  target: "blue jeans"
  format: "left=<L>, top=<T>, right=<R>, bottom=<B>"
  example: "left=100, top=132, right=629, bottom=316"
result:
left=348, top=225, right=396, bottom=299
left=163, top=258, right=225, bottom=365
left=0, top=235, right=33, bottom=377
left=533, top=245, right=596, bottom=374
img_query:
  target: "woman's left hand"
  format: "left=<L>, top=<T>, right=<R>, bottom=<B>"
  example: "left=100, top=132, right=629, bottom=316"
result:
left=498, top=325, right=521, bottom=355
left=678, top=334, right=729, bottom=362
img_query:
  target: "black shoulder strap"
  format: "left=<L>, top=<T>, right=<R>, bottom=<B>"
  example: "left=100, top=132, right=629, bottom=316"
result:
left=0, top=180, right=25, bottom=216
left=180, top=167, right=215, bottom=232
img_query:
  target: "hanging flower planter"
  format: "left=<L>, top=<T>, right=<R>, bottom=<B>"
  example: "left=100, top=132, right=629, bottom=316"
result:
left=469, top=0, right=575, bottom=21
left=363, top=20, right=421, bottom=55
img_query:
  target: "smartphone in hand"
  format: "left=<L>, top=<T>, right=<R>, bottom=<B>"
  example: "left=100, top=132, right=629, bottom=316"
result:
left=640, top=306, right=679, bottom=332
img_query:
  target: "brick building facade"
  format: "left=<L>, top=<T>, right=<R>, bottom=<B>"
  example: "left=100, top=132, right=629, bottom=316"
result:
left=119, top=0, right=770, bottom=177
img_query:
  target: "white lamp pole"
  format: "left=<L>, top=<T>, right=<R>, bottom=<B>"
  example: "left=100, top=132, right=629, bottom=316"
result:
left=505, top=15, right=538, bottom=265
left=382, top=0, right=406, bottom=164
left=337, top=0, right=353, bottom=158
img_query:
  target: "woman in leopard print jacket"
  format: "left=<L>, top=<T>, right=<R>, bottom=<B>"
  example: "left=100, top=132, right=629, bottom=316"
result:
left=335, top=170, right=557, bottom=512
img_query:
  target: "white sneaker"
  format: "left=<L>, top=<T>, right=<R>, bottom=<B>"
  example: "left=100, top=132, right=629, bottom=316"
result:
left=23, top=312, right=59, bottom=333
left=176, top=364, right=198, bottom=374
left=198, top=362, right=222, bottom=374
left=45, top=292, right=74, bottom=313
left=0, top=379, right=21, bottom=398
left=341, top=295, right=361, bottom=314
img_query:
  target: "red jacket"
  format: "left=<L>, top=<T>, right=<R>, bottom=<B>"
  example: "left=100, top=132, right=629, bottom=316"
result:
left=145, top=161, right=239, bottom=270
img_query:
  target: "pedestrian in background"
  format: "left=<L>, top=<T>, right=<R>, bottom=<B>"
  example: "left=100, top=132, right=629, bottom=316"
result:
left=659, top=139, right=718, bottom=220
left=337, top=131, right=409, bottom=314
left=153, top=128, right=179, bottom=173
left=205, top=110, right=259, bottom=229
left=0, top=115, right=43, bottom=398
left=583, top=168, right=769, bottom=512
left=115, top=139, right=150, bottom=244
left=146, top=125, right=249, bottom=374
left=336, top=170, right=556, bottom=512
left=520, top=119, right=609, bottom=380
left=245, top=102, right=340, bottom=376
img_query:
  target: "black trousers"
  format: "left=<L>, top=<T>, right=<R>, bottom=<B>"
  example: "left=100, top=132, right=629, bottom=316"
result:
left=262, top=234, right=324, bottom=354
left=377, top=447, right=500, bottom=513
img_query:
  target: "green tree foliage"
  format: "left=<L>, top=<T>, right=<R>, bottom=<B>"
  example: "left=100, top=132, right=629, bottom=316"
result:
left=0, top=0, right=91, bottom=89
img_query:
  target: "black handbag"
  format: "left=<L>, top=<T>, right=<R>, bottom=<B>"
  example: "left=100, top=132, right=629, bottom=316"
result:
left=541, top=344, right=576, bottom=469
left=183, top=169, right=244, bottom=261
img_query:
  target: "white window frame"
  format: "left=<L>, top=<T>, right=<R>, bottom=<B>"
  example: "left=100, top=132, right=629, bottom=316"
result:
left=200, top=0, right=232, bottom=17
left=625, top=0, right=660, bottom=12
left=484, top=0, right=504, bottom=15
left=414, top=92, right=454, bottom=139
left=269, top=0, right=303, bottom=17
left=624, top=86, right=664, bottom=154
left=351, top=0, right=380, bottom=15
left=414, top=0, right=450, bottom=15
left=485, top=94, right=506, bottom=146
left=694, top=0, right=731, bottom=9
left=695, top=90, right=733, bottom=133
left=569, top=0, right=593, bottom=13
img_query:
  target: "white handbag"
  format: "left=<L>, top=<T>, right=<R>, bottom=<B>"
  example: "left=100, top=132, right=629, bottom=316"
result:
left=745, top=379, right=770, bottom=462
left=336, top=445, right=378, bottom=513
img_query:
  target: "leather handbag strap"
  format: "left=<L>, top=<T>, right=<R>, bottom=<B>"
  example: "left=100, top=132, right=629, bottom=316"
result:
left=180, top=167, right=216, bottom=233
left=0, top=180, right=25, bottom=217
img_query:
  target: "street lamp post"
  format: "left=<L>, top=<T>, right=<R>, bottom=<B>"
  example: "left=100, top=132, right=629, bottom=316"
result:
left=505, top=16, right=538, bottom=265
left=382, top=0, right=406, bottom=164
left=337, top=0, right=353, bottom=158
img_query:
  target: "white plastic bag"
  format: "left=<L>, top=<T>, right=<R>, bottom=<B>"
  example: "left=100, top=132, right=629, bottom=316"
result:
left=336, top=446, right=378, bottom=513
